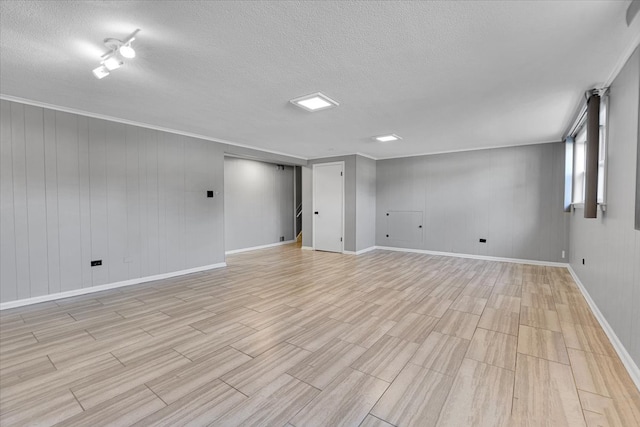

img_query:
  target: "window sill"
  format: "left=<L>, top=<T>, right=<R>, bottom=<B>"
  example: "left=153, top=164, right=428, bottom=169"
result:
left=571, top=203, right=607, bottom=212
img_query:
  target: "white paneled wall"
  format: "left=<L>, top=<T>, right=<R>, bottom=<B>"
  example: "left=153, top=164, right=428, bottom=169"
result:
left=0, top=100, right=225, bottom=304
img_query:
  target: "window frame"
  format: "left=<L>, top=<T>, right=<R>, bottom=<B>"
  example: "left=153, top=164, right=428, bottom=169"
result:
left=569, top=91, right=608, bottom=211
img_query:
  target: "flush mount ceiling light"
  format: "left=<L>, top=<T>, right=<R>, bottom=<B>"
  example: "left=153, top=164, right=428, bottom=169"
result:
left=92, top=29, right=140, bottom=79
left=290, top=92, right=339, bottom=112
left=373, top=134, right=402, bottom=142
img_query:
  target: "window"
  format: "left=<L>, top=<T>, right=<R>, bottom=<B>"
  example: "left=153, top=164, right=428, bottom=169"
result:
left=572, top=127, right=586, bottom=204
left=570, top=93, right=608, bottom=206
left=597, top=98, right=607, bottom=204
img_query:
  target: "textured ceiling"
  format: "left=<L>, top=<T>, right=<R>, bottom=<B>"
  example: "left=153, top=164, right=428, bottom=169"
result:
left=1, top=1, right=638, bottom=160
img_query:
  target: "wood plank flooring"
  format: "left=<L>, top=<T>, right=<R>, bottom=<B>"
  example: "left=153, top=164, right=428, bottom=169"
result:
left=1, top=244, right=639, bottom=426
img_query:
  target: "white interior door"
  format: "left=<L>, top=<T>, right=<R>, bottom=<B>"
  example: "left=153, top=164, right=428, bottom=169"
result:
left=313, top=162, right=344, bottom=252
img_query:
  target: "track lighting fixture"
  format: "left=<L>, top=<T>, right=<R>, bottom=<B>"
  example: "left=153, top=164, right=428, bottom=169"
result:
left=92, top=29, right=140, bottom=79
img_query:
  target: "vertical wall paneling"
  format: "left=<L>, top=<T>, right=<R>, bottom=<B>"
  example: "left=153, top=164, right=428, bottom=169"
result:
left=163, top=134, right=186, bottom=273
left=185, top=138, right=213, bottom=268
left=43, top=108, right=61, bottom=294
left=223, top=157, right=294, bottom=252
left=376, top=143, right=568, bottom=262
left=10, top=103, right=30, bottom=299
left=301, top=166, right=313, bottom=247
left=281, top=163, right=294, bottom=243
left=24, top=105, right=49, bottom=297
left=570, top=47, right=640, bottom=367
left=472, top=151, right=491, bottom=256
left=77, top=116, right=92, bottom=288
left=137, top=128, right=150, bottom=277
left=105, top=121, right=128, bottom=283
left=56, top=111, right=82, bottom=292
left=517, top=146, right=543, bottom=261
left=0, top=100, right=18, bottom=301
left=261, top=162, right=276, bottom=244
left=355, top=155, right=376, bottom=252
left=423, top=156, right=449, bottom=252
left=142, top=128, right=159, bottom=276
left=488, top=148, right=516, bottom=258
left=0, top=100, right=228, bottom=304
left=546, top=144, right=566, bottom=260
left=156, top=131, right=168, bottom=274
left=210, top=144, right=225, bottom=260
left=88, top=118, right=108, bottom=287
left=125, top=125, right=141, bottom=279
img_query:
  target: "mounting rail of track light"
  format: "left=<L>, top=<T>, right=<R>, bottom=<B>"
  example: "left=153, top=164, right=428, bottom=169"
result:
left=92, top=29, right=140, bottom=79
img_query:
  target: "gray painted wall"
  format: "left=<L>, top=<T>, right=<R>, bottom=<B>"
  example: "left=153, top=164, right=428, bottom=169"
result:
left=0, top=100, right=225, bottom=303
left=301, top=165, right=313, bottom=247
left=295, top=166, right=302, bottom=236
left=224, top=157, right=294, bottom=251
left=376, top=143, right=569, bottom=262
left=356, top=156, right=376, bottom=251
left=302, top=154, right=377, bottom=252
left=302, top=155, right=357, bottom=251
left=569, top=47, right=640, bottom=366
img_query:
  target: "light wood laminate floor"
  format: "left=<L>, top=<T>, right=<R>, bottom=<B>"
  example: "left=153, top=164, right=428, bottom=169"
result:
left=1, top=244, right=639, bottom=426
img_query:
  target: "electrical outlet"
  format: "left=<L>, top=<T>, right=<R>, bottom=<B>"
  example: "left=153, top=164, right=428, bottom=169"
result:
left=91, top=260, right=102, bottom=267
left=280, top=236, right=285, bottom=242
left=479, top=238, right=487, bottom=243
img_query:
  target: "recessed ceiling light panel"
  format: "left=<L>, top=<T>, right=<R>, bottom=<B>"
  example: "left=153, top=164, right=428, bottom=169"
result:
left=290, top=92, right=339, bottom=112
left=374, top=134, right=402, bottom=142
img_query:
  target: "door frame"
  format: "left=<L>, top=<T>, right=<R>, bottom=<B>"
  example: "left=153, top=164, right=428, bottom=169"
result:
left=312, top=161, right=345, bottom=253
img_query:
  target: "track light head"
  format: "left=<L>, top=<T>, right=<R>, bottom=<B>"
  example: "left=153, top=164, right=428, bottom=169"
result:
left=119, top=44, right=135, bottom=59
left=103, top=56, right=123, bottom=71
left=92, top=65, right=110, bottom=79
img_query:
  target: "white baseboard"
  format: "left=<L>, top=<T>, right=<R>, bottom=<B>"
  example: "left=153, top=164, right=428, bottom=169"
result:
left=343, top=246, right=376, bottom=255
left=225, top=240, right=296, bottom=255
left=567, top=265, right=640, bottom=392
left=301, top=246, right=313, bottom=251
left=374, top=246, right=569, bottom=267
left=0, top=262, right=227, bottom=310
